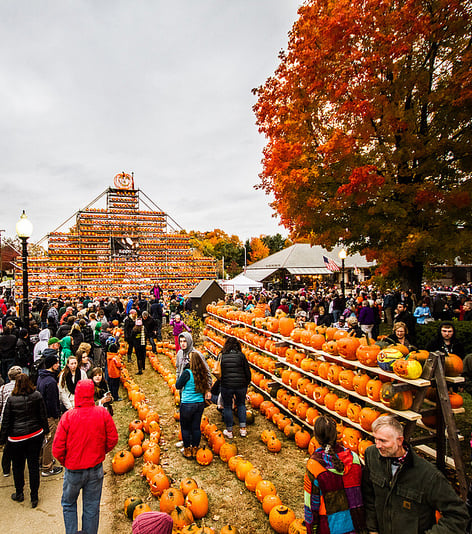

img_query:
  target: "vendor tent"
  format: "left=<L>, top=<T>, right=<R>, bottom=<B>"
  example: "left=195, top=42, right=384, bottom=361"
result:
left=219, top=273, right=263, bottom=294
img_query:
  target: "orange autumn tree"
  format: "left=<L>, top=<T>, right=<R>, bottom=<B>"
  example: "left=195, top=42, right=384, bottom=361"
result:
left=248, top=237, right=270, bottom=264
left=253, top=0, right=472, bottom=294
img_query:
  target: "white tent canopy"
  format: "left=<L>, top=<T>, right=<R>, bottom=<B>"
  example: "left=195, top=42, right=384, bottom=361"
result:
left=218, top=273, right=263, bottom=294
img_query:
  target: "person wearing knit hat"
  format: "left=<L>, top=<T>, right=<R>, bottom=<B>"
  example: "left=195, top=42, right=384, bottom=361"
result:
left=44, top=354, right=59, bottom=370
left=132, top=511, right=173, bottom=534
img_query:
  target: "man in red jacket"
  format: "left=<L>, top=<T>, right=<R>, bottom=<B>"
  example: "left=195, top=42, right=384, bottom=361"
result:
left=53, top=379, right=118, bottom=534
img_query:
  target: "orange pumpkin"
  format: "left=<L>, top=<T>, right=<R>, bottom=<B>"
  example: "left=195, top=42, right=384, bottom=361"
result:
left=444, top=354, right=464, bottom=377
left=256, top=479, right=277, bottom=502
left=346, top=402, right=362, bottom=423
left=185, top=488, right=209, bottom=519
left=359, top=407, right=381, bottom=431
left=294, top=429, right=311, bottom=449
left=245, top=467, right=263, bottom=492
left=366, top=379, right=383, bottom=402
left=279, top=317, right=295, bottom=337
left=327, top=364, right=343, bottom=385
left=269, top=505, right=296, bottom=534
left=159, top=488, right=185, bottom=514
left=196, top=446, right=213, bottom=466
left=334, top=397, right=350, bottom=417
left=262, top=494, right=283, bottom=515
left=353, top=373, right=370, bottom=396
left=112, top=450, right=135, bottom=474
left=338, top=369, right=355, bottom=390
left=170, top=506, right=194, bottom=530
left=180, top=478, right=199, bottom=496
left=356, top=344, right=381, bottom=366
left=342, top=427, right=362, bottom=453
left=337, top=336, right=360, bottom=360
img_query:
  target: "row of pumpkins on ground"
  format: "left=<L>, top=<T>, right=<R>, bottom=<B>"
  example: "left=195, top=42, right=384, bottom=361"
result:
left=145, top=341, right=308, bottom=533
left=111, top=351, right=237, bottom=533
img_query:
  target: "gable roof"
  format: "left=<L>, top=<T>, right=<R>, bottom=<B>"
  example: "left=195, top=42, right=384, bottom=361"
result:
left=244, top=243, right=373, bottom=281
left=188, top=279, right=225, bottom=298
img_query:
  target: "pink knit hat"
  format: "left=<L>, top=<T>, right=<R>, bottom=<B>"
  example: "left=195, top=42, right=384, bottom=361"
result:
left=132, top=511, right=173, bottom=534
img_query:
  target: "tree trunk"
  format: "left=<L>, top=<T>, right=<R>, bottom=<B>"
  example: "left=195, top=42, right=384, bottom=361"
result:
left=399, top=260, right=423, bottom=300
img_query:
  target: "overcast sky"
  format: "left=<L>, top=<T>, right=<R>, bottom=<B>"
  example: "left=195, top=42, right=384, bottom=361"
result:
left=1, top=1, right=302, bottom=245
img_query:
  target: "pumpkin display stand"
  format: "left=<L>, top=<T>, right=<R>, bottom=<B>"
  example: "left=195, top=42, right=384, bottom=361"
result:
left=404, top=350, right=468, bottom=499
left=204, top=309, right=468, bottom=500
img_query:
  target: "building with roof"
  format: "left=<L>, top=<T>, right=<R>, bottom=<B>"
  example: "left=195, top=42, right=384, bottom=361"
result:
left=244, top=243, right=374, bottom=290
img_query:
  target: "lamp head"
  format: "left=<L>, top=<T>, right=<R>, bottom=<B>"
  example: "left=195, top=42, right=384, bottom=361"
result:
left=338, top=248, right=347, bottom=260
left=16, top=210, right=33, bottom=239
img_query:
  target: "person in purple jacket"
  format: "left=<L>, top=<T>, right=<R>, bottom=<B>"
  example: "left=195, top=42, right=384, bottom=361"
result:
left=170, top=314, right=191, bottom=353
left=358, top=300, right=375, bottom=338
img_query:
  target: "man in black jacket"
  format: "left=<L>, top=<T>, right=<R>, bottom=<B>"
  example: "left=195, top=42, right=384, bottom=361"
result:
left=36, top=354, right=62, bottom=477
left=363, top=415, right=468, bottom=534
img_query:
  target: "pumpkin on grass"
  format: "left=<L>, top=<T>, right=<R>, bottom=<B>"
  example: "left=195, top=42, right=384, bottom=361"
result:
left=185, top=488, right=209, bottom=519
left=124, top=497, right=143, bottom=519
left=196, top=446, right=213, bottom=466
left=159, top=488, right=185, bottom=514
left=133, top=503, right=152, bottom=520
left=112, top=450, right=135, bottom=474
left=262, top=494, right=283, bottom=515
left=171, top=506, right=195, bottom=530
left=180, top=478, right=199, bottom=496
left=269, top=505, right=297, bottom=534
left=255, top=479, right=277, bottom=502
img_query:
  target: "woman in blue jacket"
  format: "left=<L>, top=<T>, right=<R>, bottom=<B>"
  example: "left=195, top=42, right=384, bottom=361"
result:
left=175, top=351, right=211, bottom=459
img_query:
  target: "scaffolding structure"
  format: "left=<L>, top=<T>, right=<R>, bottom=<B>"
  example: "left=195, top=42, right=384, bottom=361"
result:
left=16, top=176, right=216, bottom=298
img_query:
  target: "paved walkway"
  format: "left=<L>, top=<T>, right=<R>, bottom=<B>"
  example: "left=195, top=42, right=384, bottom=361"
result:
left=0, top=464, right=116, bottom=533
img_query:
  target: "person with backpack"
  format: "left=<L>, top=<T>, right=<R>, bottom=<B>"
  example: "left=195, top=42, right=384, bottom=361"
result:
left=15, top=328, right=33, bottom=375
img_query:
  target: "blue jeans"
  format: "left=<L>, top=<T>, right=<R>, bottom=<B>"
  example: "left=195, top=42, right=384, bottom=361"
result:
left=180, top=402, right=205, bottom=448
left=220, top=387, right=247, bottom=430
left=62, top=463, right=104, bottom=534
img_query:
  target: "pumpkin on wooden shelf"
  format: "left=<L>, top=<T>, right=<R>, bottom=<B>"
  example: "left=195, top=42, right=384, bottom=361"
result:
left=380, top=383, right=414, bottom=410
left=356, top=344, right=381, bottom=366
left=338, top=369, right=355, bottom=390
left=327, top=364, right=343, bottom=385
left=323, top=392, right=339, bottom=411
left=342, top=427, right=362, bottom=453
left=449, top=391, right=464, bottom=409
left=359, top=407, right=381, bottom=431
left=337, top=336, right=360, bottom=360
left=377, top=347, right=404, bottom=372
left=352, top=373, right=370, bottom=396
left=346, top=402, right=362, bottom=423
left=366, top=378, right=383, bottom=402
left=409, top=350, right=430, bottom=366
left=392, top=358, right=423, bottom=380
left=334, top=397, right=351, bottom=417
left=444, top=354, right=463, bottom=377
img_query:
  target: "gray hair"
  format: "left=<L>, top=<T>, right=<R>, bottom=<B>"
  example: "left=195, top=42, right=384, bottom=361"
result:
left=371, top=415, right=404, bottom=437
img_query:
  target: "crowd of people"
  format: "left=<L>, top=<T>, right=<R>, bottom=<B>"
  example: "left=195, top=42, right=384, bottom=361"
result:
left=0, top=281, right=471, bottom=532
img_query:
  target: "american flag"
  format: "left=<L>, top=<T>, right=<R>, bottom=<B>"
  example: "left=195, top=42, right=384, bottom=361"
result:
left=323, top=255, right=340, bottom=272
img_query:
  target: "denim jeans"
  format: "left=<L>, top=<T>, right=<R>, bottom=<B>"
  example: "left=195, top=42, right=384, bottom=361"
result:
left=220, top=387, right=247, bottom=430
left=179, top=402, right=205, bottom=447
left=10, top=433, right=43, bottom=499
left=62, top=463, right=104, bottom=534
